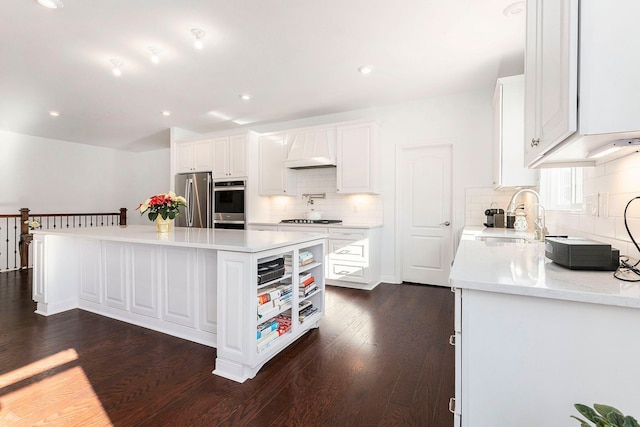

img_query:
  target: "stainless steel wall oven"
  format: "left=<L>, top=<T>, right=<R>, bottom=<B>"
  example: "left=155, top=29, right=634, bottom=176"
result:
left=213, top=180, right=246, bottom=229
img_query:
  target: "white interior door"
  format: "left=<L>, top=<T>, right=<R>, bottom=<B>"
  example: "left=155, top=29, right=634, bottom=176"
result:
left=398, top=145, right=453, bottom=285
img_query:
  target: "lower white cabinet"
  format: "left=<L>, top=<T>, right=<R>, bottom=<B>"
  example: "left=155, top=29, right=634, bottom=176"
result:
left=454, top=288, right=640, bottom=426
left=326, top=227, right=381, bottom=290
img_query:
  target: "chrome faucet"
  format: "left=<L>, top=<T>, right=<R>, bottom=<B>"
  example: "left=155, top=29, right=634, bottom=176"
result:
left=506, top=189, right=548, bottom=241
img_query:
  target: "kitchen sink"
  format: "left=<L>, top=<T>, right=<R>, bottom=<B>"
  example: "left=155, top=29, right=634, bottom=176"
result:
left=475, top=235, right=532, bottom=244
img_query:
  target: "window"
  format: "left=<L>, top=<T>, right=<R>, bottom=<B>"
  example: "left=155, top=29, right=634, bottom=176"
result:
left=539, top=167, right=583, bottom=211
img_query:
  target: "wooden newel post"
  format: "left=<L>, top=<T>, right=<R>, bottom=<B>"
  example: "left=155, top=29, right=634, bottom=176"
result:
left=19, top=208, right=31, bottom=270
left=119, top=208, right=127, bottom=226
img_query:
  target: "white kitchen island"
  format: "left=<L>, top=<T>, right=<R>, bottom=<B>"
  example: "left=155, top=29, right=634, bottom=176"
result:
left=449, top=227, right=640, bottom=426
left=31, top=225, right=327, bottom=383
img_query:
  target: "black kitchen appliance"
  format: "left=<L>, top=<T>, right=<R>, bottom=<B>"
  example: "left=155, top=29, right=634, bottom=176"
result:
left=213, top=180, right=246, bottom=229
left=257, top=256, right=286, bottom=285
left=545, top=236, right=620, bottom=271
left=280, top=219, right=343, bottom=224
left=484, top=208, right=505, bottom=228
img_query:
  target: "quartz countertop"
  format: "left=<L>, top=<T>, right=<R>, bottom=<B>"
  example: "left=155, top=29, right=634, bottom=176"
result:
left=32, top=225, right=327, bottom=253
left=449, top=226, right=640, bottom=309
left=249, top=221, right=383, bottom=229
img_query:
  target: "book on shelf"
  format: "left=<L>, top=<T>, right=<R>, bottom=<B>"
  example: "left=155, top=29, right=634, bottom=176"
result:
left=257, top=329, right=280, bottom=352
left=299, top=305, right=319, bottom=322
left=300, top=275, right=315, bottom=286
left=284, top=251, right=315, bottom=266
left=299, top=283, right=317, bottom=297
left=257, top=320, right=279, bottom=339
left=298, top=299, right=313, bottom=311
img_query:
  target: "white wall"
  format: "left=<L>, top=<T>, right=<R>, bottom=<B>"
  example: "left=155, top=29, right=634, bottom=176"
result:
left=546, top=154, right=640, bottom=260
left=0, top=129, right=169, bottom=225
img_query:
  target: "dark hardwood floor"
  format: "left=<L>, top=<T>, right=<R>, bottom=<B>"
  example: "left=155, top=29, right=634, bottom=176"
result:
left=0, top=270, right=454, bottom=426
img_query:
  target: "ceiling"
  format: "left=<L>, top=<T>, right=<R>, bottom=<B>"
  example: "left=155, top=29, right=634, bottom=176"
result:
left=0, top=0, right=525, bottom=151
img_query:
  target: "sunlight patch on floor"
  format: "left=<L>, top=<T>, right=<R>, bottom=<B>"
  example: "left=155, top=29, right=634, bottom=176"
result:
left=0, top=349, right=112, bottom=426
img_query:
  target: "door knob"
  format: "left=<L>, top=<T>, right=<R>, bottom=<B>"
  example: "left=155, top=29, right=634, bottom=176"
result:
left=441, top=221, right=451, bottom=226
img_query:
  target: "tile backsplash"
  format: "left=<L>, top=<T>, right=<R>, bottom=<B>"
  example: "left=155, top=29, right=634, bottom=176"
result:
left=265, top=168, right=384, bottom=224
left=464, top=187, right=538, bottom=228
left=546, top=154, right=640, bottom=260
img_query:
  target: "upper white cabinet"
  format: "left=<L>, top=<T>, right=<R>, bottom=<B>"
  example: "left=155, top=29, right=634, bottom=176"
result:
left=493, top=75, right=538, bottom=189
left=525, top=0, right=640, bottom=167
left=336, top=122, right=380, bottom=194
left=176, top=139, right=213, bottom=173
left=258, top=133, right=297, bottom=196
left=212, top=134, right=247, bottom=179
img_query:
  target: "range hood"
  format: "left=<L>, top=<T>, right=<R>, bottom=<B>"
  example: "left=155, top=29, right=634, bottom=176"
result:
left=284, top=129, right=336, bottom=169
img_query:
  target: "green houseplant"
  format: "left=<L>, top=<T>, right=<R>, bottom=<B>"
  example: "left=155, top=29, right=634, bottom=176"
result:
left=572, top=404, right=639, bottom=427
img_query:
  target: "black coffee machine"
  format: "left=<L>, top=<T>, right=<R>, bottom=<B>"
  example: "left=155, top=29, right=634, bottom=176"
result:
left=484, top=208, right=505, bottom=228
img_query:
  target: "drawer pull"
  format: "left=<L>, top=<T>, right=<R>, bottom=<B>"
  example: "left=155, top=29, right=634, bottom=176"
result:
left=449, top=334, right=456, bottom=346
left=338, top=270, right=350, bottom=275
left=337, top=249, right=351, bottom=254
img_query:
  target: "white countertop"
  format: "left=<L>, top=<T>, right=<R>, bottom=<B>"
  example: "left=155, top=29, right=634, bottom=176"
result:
left=449, top=226, right=640, bottom=309
left=249, top=221, right=383, bottom=229
left=32, top=225, right=327, bottom=253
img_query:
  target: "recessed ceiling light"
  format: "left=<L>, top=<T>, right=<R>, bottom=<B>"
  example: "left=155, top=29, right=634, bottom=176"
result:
left=49, top=111, right=60, bottom=117
left=239, top=94, right=251, bottom=101
left=191, top=28, right=206, bottom=50
left=148, top=47, right=163, bottom=64
left=110, top=59, right=123, bottom=76
left=161, top=111, right=171, bottom=116
left=36, top=0, right=64, bottom=9
left=503, top=1, right=525, bottom=16
left=358, top=65, right=374, bottom=75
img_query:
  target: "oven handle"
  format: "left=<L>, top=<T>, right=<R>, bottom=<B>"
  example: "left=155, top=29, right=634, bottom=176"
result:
left=213, top=186, right=245, bottom=192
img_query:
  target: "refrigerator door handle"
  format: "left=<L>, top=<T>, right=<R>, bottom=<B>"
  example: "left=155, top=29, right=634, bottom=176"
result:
left=186, top=178, right=194, bottom=227
left=207, top=175, right=212, bottom=228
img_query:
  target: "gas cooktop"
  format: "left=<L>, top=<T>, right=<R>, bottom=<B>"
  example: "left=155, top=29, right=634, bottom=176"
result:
left=280, top=219, right=343, bottom=224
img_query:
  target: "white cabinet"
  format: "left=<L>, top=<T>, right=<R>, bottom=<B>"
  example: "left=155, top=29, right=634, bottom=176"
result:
left=258, top=132, right=297, bottom=196
left=211, top=134, right=247, bottom=179
left=176, top=139, right=213, bottom=173
left=493, top=75, right=538, bottom=189
left=326, top=227, right=381, bottom=290
left=524, top=0, right=578, bottom=166
left=336, top=122, right=380, bottom=194
left=454, top=288, right=640, bottom=426
left=525, top=0, right=640, bottom=167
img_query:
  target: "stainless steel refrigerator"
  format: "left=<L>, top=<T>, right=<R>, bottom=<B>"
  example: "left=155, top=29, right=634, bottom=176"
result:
left=174, top=172, right=212, bottom=228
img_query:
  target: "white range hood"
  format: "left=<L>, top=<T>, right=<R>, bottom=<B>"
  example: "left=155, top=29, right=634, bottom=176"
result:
left=284, top=128, right=336, bottom=169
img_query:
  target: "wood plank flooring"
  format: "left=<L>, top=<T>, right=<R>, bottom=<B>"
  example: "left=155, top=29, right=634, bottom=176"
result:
left=0, top=270, right=454, bottom=426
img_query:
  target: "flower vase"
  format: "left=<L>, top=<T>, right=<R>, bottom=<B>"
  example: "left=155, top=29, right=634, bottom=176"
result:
left=155, top=216, right=173, bottom=233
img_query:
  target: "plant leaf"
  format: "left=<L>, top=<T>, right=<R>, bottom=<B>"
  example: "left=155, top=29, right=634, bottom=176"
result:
left=577, top=405, right=602, bottom=423
left=623, top=416, right=640, bottom=427
left=596, top=404, right=624, bottom=418
left=571, top=415, right=594, bottom=427
left=608, top=412, right=626, bottom=427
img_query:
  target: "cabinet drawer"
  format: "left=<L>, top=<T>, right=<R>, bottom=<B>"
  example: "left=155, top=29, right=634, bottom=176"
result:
left=328, top=261, right=369, bottom=283
left=328, top=228, right=367, bottom=239
left=328, top=239, right=367, bottom=262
